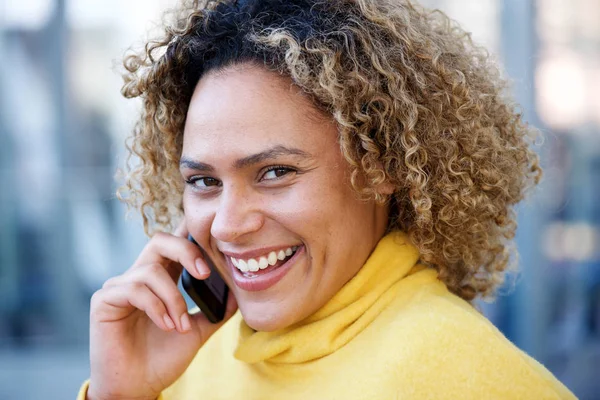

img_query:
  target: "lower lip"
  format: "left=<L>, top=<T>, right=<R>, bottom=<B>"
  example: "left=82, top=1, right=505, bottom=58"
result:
left=230, top=246, right=304, bottom=292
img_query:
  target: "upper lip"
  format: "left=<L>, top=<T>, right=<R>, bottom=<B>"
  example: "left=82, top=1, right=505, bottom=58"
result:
left=218, top=245, right=302, bottom=260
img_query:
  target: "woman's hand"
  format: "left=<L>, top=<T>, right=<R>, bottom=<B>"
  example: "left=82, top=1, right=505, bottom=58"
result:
left=86, top=222, right=237, bottom=400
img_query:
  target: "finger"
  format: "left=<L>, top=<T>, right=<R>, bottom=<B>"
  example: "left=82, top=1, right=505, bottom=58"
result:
left=135, top=232, right=211, bottom=279
left=102, top=275, right=121, bottom=290
left=123, top=264, right=191, bottom=333
left=91, top=283, right=175, bottom=332
left=104, top=263, right=181, bottom=292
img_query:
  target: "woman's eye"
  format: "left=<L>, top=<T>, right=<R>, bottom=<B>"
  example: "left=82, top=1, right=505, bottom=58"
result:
left=187, top=177, right=221, bottom=188
left=262, top=167, right=294, bottom=181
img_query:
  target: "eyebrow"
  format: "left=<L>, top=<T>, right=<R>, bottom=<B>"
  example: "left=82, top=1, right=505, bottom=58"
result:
left=179, top=145, right=312, bottom=172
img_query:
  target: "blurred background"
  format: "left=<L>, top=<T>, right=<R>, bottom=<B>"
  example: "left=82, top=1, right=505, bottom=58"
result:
left=0, top=0, right=599, bottom=398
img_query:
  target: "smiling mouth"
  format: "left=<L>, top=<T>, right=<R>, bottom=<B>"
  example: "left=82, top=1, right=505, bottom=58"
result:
left=229, top=246, right=300, bottom=278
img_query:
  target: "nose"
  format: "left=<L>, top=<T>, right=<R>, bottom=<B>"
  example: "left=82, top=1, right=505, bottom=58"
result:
left=210, top=185, right=265, bottom=242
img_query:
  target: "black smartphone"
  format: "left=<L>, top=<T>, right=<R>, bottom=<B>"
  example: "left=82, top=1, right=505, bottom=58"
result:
left=181, top=234, right=229, bottom=323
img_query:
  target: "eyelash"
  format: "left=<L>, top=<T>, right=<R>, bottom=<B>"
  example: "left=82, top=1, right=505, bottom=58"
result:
left=261, top=165, right=296, bottom=180
left=185, top=165, right=297, bottom=190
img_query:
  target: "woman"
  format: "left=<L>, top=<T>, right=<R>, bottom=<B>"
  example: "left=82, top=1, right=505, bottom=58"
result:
left=79, top=0, right=576, bottom=398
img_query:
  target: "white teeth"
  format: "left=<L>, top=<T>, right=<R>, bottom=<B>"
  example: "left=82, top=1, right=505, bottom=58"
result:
left=267, top=252, right=278, bottom=266
left=231, top=246, right=300, bottom=273
left=258, top=257, right=269, bottom=269
left=238, top=259, right=249, bottom=272
left=248, top=258, right=259, bottom=272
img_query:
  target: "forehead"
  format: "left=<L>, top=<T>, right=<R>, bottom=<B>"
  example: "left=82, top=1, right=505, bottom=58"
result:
left=182, top=65, right=335, bottom=157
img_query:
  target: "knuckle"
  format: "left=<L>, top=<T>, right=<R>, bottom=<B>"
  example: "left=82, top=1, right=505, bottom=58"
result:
left=144, top=233, right=164, bottom=252
left=138, top=263, right=171, bottom=283
left=181, top=244, right=200, bottom=265
left=126, top=263, right=162, bottom=282
left=152, top=231, right=168, bottom=242
left=145, top=263, right=164, bottom=275
left=128, top=281, right=146, bottom=294
left=101, top=276, right=119, bottom=289
left=90, top=290, right=103, bottom=308
left=184, top=240, right=199, bottom=253
left=166, top=291, right=186, bottom=310
left=149, top=297, right=166, bottom=314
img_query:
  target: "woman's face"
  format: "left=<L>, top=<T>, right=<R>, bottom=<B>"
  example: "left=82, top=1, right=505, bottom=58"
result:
left=181, top=64, right=390, bottom=331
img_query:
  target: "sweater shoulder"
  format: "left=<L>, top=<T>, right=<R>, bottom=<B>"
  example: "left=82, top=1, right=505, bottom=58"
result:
left=372, top=270, right=576, bottom=399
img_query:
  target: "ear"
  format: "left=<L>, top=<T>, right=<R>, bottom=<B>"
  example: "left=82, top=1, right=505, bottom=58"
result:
left=375, top=180, right=395, bottom=196
left=370, top=166, right=395, bottom=199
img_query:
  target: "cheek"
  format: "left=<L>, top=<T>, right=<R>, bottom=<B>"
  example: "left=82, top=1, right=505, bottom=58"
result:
left=260, top=182, right=334, bottom=236
left=183, top=196, right=215, bottom=244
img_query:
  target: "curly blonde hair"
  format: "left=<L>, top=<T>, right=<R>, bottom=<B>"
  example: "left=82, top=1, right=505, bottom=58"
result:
left=119, top=0, right=542, bottom=302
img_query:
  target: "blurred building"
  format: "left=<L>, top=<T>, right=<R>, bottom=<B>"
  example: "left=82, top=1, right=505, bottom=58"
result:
left=0, top=0, right=599, bottom=399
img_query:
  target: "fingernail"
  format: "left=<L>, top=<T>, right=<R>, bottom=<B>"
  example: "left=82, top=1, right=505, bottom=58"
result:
left=163, top=314, right=175, bottom=330
left=195, top=258, right=209, bottom=277
left=181, top=313, right=192, bottom=332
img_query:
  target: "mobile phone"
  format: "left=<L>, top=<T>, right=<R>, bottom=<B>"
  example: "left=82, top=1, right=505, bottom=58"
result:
left=181, top=234, right=229, bottom=323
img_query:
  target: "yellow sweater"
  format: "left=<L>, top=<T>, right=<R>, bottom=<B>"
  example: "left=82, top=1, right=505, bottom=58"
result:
left=78, top=232, right=576, bottom=399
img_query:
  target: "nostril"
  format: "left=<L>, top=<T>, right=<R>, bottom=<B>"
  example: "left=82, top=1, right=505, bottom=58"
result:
left=211, top=200, right=265, bottom=242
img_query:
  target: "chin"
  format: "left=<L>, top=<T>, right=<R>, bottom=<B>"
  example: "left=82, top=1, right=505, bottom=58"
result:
left=239, top=303, right=294, bottom=332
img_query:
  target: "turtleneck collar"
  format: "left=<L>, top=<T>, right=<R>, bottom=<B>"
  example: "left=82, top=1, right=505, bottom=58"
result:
left=233, top=231, right=422, bottom=364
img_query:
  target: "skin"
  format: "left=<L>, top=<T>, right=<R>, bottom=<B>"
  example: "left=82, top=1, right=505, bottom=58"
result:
left=87, top=223, right=238, bottom=400
left=87, top=63, right=391, bottom=400
left=181, top=64, right=391, bottom=331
